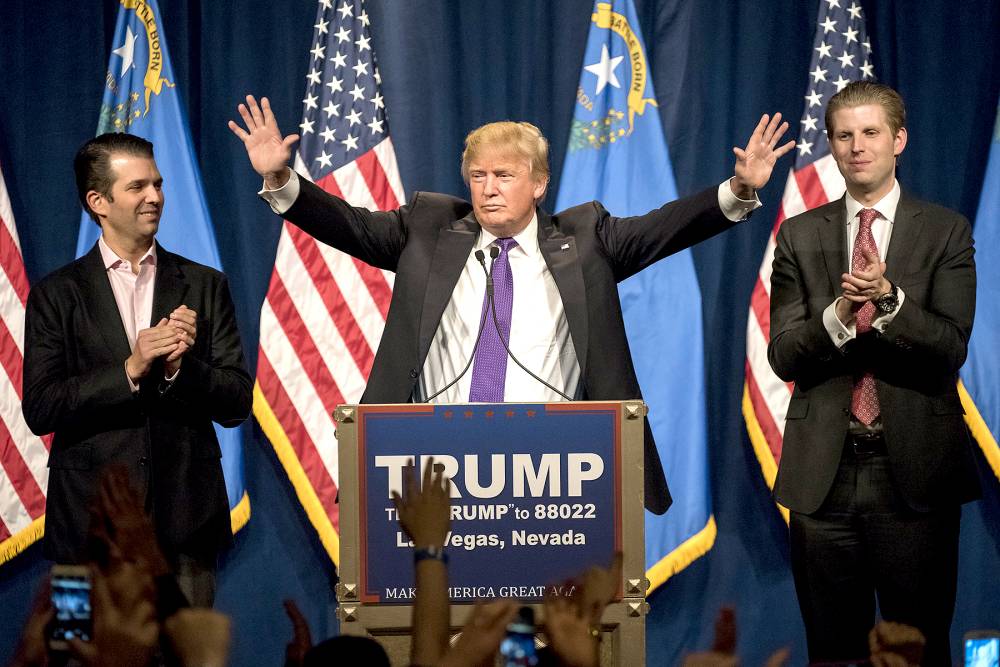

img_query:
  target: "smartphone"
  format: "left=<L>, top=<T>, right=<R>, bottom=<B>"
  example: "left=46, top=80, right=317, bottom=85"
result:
left=499, top=605, right=538, bottom=667
left=48, top=564, right=92, bottom=651
left=965, top=631, right=1000, bottom=667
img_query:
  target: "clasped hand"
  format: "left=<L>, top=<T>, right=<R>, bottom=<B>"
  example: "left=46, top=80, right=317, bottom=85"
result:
left=125, top=306, right=197, bottom=382
left=836, top=247, right=891, bottom=325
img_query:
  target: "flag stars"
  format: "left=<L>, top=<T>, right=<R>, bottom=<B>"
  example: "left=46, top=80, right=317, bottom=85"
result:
left=837, top=51, right=855, bottom=68
left=327, top=77, right=343, bottom=93
left=330, top=51, right=347, bottom=68
left=824, top=0, right=840, bottom=7
left=310, top=43, right=326, bottom=61
left=355, top=34, right=371, bottom=52
left=820, top=16, right=837, bottom=33
left=342, top=134, right=359, bottom=152
left=323, top=100, right=341, bottom=117
left=335, top=26, right=351, bottom=43
left=346, top=108, right=362, bottom=126
left=367, top=117, right=384, bottom=135
left=299, top=118, right=315, bottom=135
left=319, top=0, right=332, bottom=8
left=352, top=60, right=369, bottom=77
left=847, top=2, right=863, bottom=19
left=316, top=151, right=333, bottom=168
left=306, top=68, right=322, bottom=86
left=843, top=26, right=859, bottom=45
left=337, top=2, right=353, bottom=19
left=805, top=89, right=823, bottom=107
left=374, top=68, right=382, bottom=85
left=359, top=10, right=370, bottom=26
left=860, top=61, right=874, bottom=78
left=303, top=92, right=319, bottom=110
left=801, top=115, right=818, bottom=132
left=833, top=75, right=851, bottom=91
left=810, top=65, right=828, bottom=83
left=862, top=40, right=872, bottom=53
left=797, top=138, right=814, bottom=156
left=315, top=18, right=329, bottom=35
left=319, top=126, right=336, bottom=143
left=371, top=92, right=385, bottom=110
left=815, top=42, right=832, bottom=59
left=350, top=83, right=366, bottom=101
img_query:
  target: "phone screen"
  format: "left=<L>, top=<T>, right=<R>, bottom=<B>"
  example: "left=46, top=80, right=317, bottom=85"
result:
left=499, top=606, right=538, bottom=667
left=50, top=570, right=92, bottom=646
left=966, top=637, right=1000, bottom=667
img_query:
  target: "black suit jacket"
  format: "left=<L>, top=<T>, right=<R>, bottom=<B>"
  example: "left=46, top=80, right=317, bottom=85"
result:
left=768, top=193, right=980, bottom=514
left=283, top=178, right=739, bottom=515
left=22, top=243, right=252, bottom=564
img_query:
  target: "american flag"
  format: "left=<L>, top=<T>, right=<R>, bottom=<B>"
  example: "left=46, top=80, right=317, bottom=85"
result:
left=253, top=0, right=404, bottom=563
left=0, top=160, right=52, bottom=564
left=743, top=0, right=873, bottom=520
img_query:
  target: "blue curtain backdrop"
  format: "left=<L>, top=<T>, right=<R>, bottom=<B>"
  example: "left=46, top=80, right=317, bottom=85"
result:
left=1, top=1, right=999, bottom=665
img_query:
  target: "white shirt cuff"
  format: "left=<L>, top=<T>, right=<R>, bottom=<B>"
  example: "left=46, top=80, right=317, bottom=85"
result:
left=824, top=298, right=856, bottom=348
left=258, top=168, right=300, bottom=215
left=718, top=179, right=762, bottom=221
left=126, top=361, right=140, bottom=393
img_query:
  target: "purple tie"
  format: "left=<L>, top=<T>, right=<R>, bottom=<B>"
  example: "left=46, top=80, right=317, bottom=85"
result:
left=469, top=238, right=517, bottom=402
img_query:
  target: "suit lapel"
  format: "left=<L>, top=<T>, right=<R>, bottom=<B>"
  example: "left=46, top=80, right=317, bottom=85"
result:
left=537, top=210, right=588, bottom=377
left=817, top=199, right=848, bottom=295
left=418, top=213, right=478, bottom=359
left=883, top=193, right=923, bottom=281
left=78, top=243, right=133, bottom=361
left=151, top=244, right=190, bottom=325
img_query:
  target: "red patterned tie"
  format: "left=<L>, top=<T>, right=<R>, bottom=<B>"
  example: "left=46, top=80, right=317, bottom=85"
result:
left=851, top=208, right=881, bottom=424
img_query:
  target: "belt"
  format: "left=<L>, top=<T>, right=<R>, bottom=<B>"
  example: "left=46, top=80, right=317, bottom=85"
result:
left=844, top=431, right=887, bottom=456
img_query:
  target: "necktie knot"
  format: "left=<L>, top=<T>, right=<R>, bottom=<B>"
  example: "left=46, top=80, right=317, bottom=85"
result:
left=495, top=237, right=517, bottom=254
left=859, top=208, right=878, bottom=230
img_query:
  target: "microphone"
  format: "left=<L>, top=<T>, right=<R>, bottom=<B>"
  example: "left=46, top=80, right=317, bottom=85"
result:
left=423, top=249, right=492, bottom=401
left=483, top=247, right=572, bottom=401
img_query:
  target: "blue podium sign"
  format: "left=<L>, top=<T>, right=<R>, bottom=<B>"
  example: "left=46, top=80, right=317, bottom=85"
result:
left=354, top=403, right=622, bottom=603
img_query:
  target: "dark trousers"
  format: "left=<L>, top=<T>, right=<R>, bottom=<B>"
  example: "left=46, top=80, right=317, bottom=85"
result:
left=789, top=450, right=960, bottom=665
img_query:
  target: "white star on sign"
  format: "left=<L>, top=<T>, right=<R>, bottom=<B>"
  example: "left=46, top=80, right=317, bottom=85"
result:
left=584, top=44, right=624, bottom=95
left=112, top=25, right=139, bottom=78
left=342, top=134, right=359, bottom=152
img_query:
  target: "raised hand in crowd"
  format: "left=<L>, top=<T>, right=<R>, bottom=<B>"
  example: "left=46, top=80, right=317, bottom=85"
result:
left=543, top=588, right=599, bottom=667
left=438, top=600, right=519, bottom=667
left=69, top=562, right=159, bottom=667
left=164, top=608, right=232, bottom=667
left=868, top=621, right=926, bottom=667
left=283, top=599, right=314, bottom=667
left=393, top=458, right=452, bottom=667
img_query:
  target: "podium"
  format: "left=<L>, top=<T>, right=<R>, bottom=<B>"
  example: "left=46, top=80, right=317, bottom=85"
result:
left=334, top=401, right=649, bottom=666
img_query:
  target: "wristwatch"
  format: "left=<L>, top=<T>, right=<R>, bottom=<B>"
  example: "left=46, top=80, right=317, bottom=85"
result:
left=874, top=281, right=899, bottom=315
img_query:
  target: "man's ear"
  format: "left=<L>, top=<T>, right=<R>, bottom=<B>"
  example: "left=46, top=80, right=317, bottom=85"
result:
left=86, top=190, right=107, bottom=220
left=893, top=127, right=908, bottom=158
left=533, top=176, right=549, bottom=203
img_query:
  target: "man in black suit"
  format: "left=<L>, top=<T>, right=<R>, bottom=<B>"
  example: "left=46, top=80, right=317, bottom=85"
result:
left=22, top=133, right=252, bottom=606
left=229, top=95, right=792, bottom=515
left=768, top=81, right=979, bottom=663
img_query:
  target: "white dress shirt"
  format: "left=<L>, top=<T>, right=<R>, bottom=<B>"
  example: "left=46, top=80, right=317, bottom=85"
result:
left=822, top=180, right=906, bottom=347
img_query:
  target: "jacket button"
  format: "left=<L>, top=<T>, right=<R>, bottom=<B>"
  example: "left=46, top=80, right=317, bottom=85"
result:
left=409, top=369, right=419, bottom=379
left=842, top=408, right=850, bottom=416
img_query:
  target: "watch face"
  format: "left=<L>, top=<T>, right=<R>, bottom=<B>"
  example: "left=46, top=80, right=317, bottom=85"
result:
left=877, top=293, right=898, bottom=313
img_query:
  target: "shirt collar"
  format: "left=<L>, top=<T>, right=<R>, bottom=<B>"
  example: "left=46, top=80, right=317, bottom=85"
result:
left=845, top=180, right=901, bottom=225
left=476, top=211, right=540, bottom=258
left=98, top=235, right=158, bottom=271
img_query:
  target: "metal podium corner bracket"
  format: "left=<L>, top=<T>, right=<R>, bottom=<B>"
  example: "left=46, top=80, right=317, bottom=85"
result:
left=335, top=406, right=355, bottom=423
left=337, top=582, right=358, bottom=600
left=623, top=402, right=647, bottom=420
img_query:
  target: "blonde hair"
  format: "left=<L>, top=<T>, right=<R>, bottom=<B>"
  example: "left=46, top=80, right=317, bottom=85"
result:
left=461, top=121, right=550, bottom=183
left=826, top=81, right=906, bottom=136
